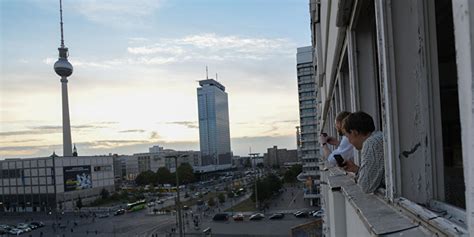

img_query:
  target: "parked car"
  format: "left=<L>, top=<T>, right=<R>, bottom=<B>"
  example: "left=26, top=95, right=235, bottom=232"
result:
left=8, top=228, right=23, bottom=235
left=182, top=205, right=190, bottom=210
left=114, top=209, right=126, bottom=216
left=294, top=211, right=309, bottom=218
left=97, top=213, right=110, bottom=218
left=156, top=200, right=164, bottom=204
left=249, top=213, right=264, bottom=220
left=232, top=213, right=244, bottom=221
left=212, top=213, right=229, bottom=221
left=269, top=213, right=285, bottom=220
left=312, top=210, right=324, bottom=218
left=30, top=222, right=44, bottom=228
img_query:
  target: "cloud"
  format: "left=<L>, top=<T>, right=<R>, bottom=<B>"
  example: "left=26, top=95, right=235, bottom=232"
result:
left=0, top=124, right=107, bottom=137
left=126, top=33, right=296, bottom=63
left=119, top=129, right=146, bottom=133
left=166, top=121, right=198, bottom=129
left=42, top=33, right=296, bottom=68
left=150, top=131, right=161, bottom=140
left=86, top=140, right=150, bottom=149
left=71, top=0, right=164, bottom=28
left=1, top=139, right=42, bottom=144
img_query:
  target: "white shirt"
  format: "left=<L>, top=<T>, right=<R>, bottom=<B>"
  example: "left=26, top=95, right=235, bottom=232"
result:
left=327, top=136, right=354, bottom=167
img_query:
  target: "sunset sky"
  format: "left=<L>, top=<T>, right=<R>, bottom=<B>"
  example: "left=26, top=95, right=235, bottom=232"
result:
left=0, top=0, right=311, bottom=158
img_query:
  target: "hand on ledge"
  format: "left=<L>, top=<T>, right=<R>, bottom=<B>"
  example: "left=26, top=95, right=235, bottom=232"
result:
left=342, top=160, right=359, bottom=173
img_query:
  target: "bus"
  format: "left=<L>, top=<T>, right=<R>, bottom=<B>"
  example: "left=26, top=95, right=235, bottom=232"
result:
left=126, top=200, right=146, bottom=212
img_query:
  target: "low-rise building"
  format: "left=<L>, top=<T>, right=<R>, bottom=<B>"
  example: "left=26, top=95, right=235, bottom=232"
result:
left=0, top=155, right=114, bottom=212
left=263, top=146, right=299, bottom=168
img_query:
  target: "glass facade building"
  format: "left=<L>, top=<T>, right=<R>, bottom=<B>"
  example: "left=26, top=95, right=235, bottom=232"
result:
left=197, top=79, right=232, bottom=170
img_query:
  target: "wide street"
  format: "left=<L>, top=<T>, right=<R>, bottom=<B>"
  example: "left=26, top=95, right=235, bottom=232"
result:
left=1, top=181, right=318, bottom=237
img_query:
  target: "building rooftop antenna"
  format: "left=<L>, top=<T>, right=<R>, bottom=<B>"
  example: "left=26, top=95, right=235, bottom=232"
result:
left=206, top=65, right=209, bottom=79
left=216, top=73, right=218, bottom=81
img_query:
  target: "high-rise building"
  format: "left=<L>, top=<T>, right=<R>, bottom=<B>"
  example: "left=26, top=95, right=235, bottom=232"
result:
left=296, top=46, right=320, bottom=206
left=197, top=79, right=232, bottom=171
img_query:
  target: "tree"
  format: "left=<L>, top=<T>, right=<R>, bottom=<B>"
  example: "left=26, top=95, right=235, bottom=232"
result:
left=177, top=163, right=195, bottom=184
left=156, top=167, right=173, bottom=185
left=244, top=159, right=252, bottom=168
left=207, top=197, right=216, bottom=207
left=100, top=188, right=110, bottom=200
left=135, top=170, right=155, bottom=186
left=284, top=164, right=303, bottom=183
left=218, top=193, right=226, bottom=203
left=76, top=197, right=83, bottom=210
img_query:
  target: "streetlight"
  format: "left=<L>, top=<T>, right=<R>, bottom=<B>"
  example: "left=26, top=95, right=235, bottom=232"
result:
left=165, top=153, right=189, bottom=237
left=249, top=153, right=259, bottom=209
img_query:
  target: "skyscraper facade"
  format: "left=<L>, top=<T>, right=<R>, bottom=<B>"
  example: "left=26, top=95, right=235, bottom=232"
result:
left=197, top=79, right=232, bottom=170
left=296, top=46, right=320, bottom=206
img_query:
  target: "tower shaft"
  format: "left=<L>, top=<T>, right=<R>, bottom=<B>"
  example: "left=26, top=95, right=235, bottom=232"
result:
left=61, top=77, right=72, bottom=157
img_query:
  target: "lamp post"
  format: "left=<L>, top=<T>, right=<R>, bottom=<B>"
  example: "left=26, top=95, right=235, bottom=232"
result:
left=165, top=153, right=188, bottom=237
left=249, top=153, right=259, bottom=209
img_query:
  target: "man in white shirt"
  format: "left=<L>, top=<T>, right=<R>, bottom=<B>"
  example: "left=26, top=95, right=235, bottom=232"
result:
left=319, top=111, right=354, bottom=167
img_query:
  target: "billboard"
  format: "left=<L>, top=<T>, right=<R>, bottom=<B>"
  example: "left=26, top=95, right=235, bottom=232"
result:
left=63, top=166, right=92, bottom=192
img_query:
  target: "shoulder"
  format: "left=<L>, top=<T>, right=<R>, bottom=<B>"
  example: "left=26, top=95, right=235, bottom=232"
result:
left=366, top=131, right=383, bottom=146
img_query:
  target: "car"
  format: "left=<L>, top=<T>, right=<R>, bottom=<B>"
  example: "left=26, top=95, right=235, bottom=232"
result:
left=196, top=199, right=205, bottom=206
left=182, top=205, right=190, bottom=210
left=97, top=213, right=110, bottom=218
left=269, top=213, right=285, bottom=220
left=147, top=202, right=155, bottom=207
left=312, top=210, right=324, bottom=218
left=295, top=211, right=309, bottom=218
left=212, top=213, right=229, bottom=221
left=232, top=213, right=244, bottom=221
left=8, top=228, right=23, bottom=235
left=114, top=209, right=126, bottom=216
left=249, top=213, right=264, bottom=220
left=156, top=200, right=164, bottom=204
left=30, top=222, right=44, bottom=228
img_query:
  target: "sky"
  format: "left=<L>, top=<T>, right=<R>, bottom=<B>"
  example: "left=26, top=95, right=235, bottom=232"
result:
left=0, top=0, right=311, bottom=159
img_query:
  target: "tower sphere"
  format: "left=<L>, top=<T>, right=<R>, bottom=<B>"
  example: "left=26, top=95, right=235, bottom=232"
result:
left=54, top=58, right=73, bottom=77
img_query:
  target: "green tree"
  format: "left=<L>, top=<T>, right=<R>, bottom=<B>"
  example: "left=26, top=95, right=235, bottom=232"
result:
left=100, top=188, right=110, bottom=200
left=218, top=193, right=226, bottom=203
left=76, top=197, right=83, bottom=210
left=177, top=163, right=195, bottom=184
left=135, top=170, right=155, bottom=186
left=156, top=167, right=173, bottom=185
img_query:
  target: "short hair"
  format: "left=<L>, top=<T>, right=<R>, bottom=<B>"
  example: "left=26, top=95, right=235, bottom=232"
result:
left=342, top=111, right=375, bottom=135
left=336, top=111, right=351, bottom=122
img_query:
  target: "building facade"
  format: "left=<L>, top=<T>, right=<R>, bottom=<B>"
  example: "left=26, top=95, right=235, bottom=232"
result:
left=197, top=79, right=232, bottom=171
left=263, top=146, right=298, bottom=168
left=0, top=156, right=114, bottom=212
left=310, top=0, right=473, bottom=235
left=296, top=46, right=321, bottom=206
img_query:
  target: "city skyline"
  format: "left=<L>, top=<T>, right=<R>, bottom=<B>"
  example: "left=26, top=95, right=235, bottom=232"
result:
left=0, top=0, right=311, bottom=158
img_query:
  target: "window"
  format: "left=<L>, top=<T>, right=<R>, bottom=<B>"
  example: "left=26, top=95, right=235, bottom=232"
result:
left=433, top=0, right=464, bottom=209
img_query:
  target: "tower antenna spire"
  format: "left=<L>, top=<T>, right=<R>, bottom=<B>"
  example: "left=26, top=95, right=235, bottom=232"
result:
left=216, top=73, right=218, bottom=81
left=206, top=65, right=209, bottom=79
left=59, top=0, right=65, bottom=48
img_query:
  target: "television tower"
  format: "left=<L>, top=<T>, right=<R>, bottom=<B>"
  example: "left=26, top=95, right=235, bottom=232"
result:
left=54, top=0, right=74, bottom=157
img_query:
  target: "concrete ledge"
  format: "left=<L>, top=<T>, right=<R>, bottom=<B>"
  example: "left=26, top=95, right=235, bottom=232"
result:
left=326, top=167, right=431, bottom=236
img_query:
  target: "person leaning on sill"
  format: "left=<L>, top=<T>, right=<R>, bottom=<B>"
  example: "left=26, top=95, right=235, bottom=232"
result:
left=341, top=111, right=385, bottom=193
left=319, top=111, right=355, bottom=167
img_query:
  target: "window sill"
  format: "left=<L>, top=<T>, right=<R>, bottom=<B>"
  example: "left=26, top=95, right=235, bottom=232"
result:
left=325, top=167, right=468, bottom=236
left=395, top=198, right=468, bottom=236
